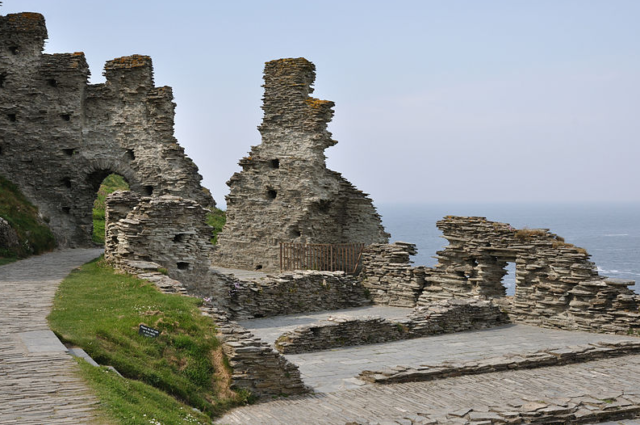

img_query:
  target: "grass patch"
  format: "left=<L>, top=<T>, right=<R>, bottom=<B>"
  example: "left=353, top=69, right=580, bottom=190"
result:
left=0, top=257, right=18, bottom=266
left=77, top=359, right=211, bottom=425
left=206, top=208, right=226, bottom=244
left=93, top=174, right=130, bottom=244
left=0, top=174, right=55, bottom=259
left=48, top=257, right=246, bottom=420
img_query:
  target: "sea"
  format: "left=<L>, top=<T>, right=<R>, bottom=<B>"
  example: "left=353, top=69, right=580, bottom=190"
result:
left=377, top=202, right=640, bottom=295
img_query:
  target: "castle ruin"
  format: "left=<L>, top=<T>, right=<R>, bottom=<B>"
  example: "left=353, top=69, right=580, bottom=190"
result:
left=212, top=58, right=389, bottom=272
left=0, top=13, right=213, bottom=247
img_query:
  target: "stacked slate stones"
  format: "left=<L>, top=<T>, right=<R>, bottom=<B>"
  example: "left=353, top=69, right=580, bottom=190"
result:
left=360, top=242, right=426, bottom=307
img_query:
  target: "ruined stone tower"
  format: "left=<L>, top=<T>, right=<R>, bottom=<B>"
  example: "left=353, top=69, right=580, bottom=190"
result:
left=213, top=58, right=389, bottom=272
left=0, top=13, right=213, bottom=247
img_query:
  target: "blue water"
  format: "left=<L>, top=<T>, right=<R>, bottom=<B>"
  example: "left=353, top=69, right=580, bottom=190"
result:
left=377, top=203, right=640, bottom=294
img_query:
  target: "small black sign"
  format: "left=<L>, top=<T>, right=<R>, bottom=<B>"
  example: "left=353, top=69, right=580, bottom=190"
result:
left=139, top=324, right=160, bottom=338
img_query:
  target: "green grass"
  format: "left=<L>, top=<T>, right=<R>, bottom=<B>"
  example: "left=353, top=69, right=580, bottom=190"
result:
left=76, top=359, right=211, bottom=425
left=206, top=208, right=226, bottom=244
left=0, top=174, right=56, bottom=259
left=93, top=174, right=130, bottom=244
left=0, top=257, right=18, bottom=266
left=48, top=257, right=246, bottom=421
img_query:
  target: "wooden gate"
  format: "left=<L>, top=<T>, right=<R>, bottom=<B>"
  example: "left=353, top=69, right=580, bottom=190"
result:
left=279, top=243, right=365, bottom=274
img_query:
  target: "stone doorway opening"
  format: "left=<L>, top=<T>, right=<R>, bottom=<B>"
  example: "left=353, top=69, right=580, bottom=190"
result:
left=91, top=173, right=129, bottom=244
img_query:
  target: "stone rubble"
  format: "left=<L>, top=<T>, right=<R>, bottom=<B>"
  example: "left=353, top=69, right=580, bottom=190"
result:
left=275, top=299, right=508, bottom=354
left=0, top=216, right=19, bottom=249
left=213, top=58, right=388, bottom=272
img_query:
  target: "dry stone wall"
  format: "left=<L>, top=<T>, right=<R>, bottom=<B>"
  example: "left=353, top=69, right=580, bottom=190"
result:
left=213, top=58, right=388, bottom=272
left=360, top=216, right=640, bottom=335
left=360, top=242, right=427, bottom=307
left=0, top=13, right=212, bottom=247
left=227, top=270, right=371, bottom=320
left=104, top=191, right=224, bottom=298
left=274, top=299, right=508, bottom=354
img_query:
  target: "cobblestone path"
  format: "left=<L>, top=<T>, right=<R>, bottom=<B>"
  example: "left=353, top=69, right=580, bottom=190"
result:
left=219, top=354, right=640, bottom=424
left=0, top=249, right=103, bottom=424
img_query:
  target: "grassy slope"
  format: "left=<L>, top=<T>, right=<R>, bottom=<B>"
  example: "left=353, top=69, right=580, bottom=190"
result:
left=48, top=258, right=246, bottom=421
left=0, top=174, right=55, bottom=259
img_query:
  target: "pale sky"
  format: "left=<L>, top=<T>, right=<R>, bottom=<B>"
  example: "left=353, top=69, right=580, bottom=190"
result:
left=3, top=0, right=639, bottom=208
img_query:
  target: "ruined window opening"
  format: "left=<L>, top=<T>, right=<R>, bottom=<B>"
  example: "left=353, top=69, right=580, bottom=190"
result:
left=62, top=206, right=71, bottom=214
left=0, top=145, right=3, bottom=156
left=255, top=265, right=263, bottom=270
left=0, top=73, right=6, bottom=88
left=63, top=148, right=76, bottom=156
left=62, top=177, right=72, bottom=188
left=267, top=188, right=277, bottom=199
left=270, top=159, right=280, bottom=169
left=9, top=46, right=18, bottom=55
left=173, top=234, right=185, bottom=243
left=47, top=78, right=58, bottom=88
left=290, top=228, right=301, bottom=238
left=125, top=149, right=135, bottom=161
left=502, top=261, right=517, bottom=297
left=177, top=262, right=189, bottom=270
left=143, top=186, right=154, bottom=196
left=60, top=114, right=71, bottom=121
left=7, top=113, right=16, bottom=122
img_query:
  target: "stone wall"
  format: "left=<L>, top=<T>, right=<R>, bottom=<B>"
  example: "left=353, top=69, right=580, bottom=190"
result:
left=212, top=58, right=388, bottom=272
left=0, top=13, right=213, bottom=247
left=227, top=270, right=371, bottom=320
left=0, top=216, right=19, bottom=251
left=205, top=307, right=309, bottom=398
left=275, top=299, right=508, bottom=354
left=362, top=216, right=640, bottom=335
left=104, top=191, right=215, bottom=291
left=360, top=242, right=427, bottom=307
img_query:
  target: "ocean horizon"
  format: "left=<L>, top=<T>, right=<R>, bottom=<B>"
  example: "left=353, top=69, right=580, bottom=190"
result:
left=376, top=202, right=640, bottom=294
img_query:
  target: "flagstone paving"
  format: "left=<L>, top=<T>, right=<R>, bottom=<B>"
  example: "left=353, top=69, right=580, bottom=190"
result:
left=0, top=249, right=103, bottom=424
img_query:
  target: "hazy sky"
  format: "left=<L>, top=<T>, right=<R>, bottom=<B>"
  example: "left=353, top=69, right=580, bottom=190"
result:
left=3, top=0, right=639, bottom=207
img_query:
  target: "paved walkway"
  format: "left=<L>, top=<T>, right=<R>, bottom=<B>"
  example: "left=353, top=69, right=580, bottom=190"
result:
left=0, top=249, right=103, bottom=424
left=219, top=354, right=640, bottom=424
left=240, top=309, right=635, bottom=393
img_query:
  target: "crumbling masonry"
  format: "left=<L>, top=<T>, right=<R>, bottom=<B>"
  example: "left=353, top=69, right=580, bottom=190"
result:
left=0, top=13, right=213, bottom=247
left=362, top=216, right=639, bottom=334
left=212, top=58, right=389, bottom=272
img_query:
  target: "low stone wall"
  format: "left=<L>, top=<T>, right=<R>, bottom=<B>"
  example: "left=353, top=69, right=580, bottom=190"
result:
left=360, top=242, right=426, bottom=307
left=202, top=307, right=309, bottom=398
left=227, top=270, right=371, bottom=320
left=360, top=340, right=640, bottom=385
left=275, top=299, right=509, bottom=354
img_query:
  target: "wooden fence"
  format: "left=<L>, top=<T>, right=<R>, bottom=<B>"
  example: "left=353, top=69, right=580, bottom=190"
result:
left=279, top=242, right=365, bottom=274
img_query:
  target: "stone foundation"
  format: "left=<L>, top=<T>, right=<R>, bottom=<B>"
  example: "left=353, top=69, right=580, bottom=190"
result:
left=275, top=299, right=508, bottom=354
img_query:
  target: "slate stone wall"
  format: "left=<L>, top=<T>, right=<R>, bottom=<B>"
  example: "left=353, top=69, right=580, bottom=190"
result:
left=227, top=270, right=371, bottom=320
left=212, top=58, right=388, bottom=272
left=0, top=13, right=212, bottom=247
left=104, top=191, right=214, bottom=289
left=361, top=216, right=640, bottom=335
left=275, top=299, right=508, bottom=354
